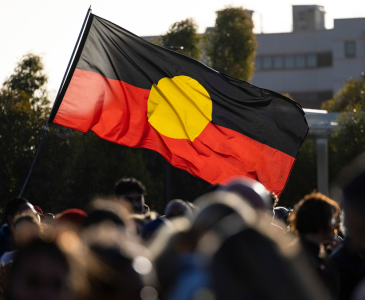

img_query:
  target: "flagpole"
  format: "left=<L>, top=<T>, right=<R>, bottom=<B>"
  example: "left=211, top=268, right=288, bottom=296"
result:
left=18, top=6, right=92, bottom=197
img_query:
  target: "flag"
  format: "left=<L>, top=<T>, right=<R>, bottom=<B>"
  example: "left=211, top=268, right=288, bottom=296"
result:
left=50, top=14, right=308, bottom=196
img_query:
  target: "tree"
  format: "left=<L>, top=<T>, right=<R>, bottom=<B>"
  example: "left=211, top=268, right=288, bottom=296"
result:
left=322, top=73, right=365, bottom=112
left=162, top=18, right=201, bottom=60
left=325, top=74, right=365, bottom=181
left=205, top=6, right=256, bottom=81
left=0, top=54, right=49, bottom=196
left=280, top=74, right=365, bottom=208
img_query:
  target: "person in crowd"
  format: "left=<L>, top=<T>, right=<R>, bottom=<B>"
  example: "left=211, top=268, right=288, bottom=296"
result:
left=141, top=216, right=172, bottom=243
left=164, top=200, right=193, bottom=221
left=288, top=192, right=339, bottom=297
left=336, top=154, right=365, bottom=255
left=220, top=178, right=272, bottom=210
left=185, top=201, right=199, bottom=217
left=33, top=206, right=44, bottom=222
left=0, top=214, right=40, bottom=266
left=159, top=191, right=255, bottom=300
left=221, top=178, right=286, bottom=235
left=0, top=197, right=39, bottom=257
left=6, top=239, right=75, bottom=300
left=144, top=210, right=159, bottom=223
left=83, top=199, right=136, bottom=238
left=115, top=177, right=147, bottom=215
left=325, top=202, right=343, bottom=254
left=273, top=206, right=292, bottom=231
left=330, top=154, right=365, bottom=299
left=56, top=209, right=88, bottom=234
left=330, top=231, right=365, bottom=300
left=0, top=213, right=41, bottom=295
left=43, top=213, right=56, bottom=226
left=130, top=214, right=147, bottom=235
left=78, top=221, right=149, bottom=300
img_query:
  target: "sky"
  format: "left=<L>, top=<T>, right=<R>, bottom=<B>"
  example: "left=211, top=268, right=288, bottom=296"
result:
left=1, top=0, right=364, bottom=96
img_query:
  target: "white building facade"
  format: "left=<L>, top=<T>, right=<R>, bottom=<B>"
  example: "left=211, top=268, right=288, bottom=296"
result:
left=252, top=5, right=365, bottom=108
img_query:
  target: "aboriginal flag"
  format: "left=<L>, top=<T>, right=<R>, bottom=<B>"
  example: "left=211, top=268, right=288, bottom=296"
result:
left=50, top=14, right=308, bottom=196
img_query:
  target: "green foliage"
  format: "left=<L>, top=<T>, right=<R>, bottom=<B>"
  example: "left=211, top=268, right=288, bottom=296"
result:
left=205, top=6, right=256, bottom=81
left=322, top=73, right=365, bottom=112
left=322, top=73, right=365, bottom=180
left=328, top=111, right=365, bottom=179
left=162, top=18, right=201, bottom=60
left=0, top=54, right=50, bottom=203
left=281, top=74, right=365, bottom=207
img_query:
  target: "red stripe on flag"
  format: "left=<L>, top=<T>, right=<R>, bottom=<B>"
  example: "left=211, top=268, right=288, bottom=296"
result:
left=54, top=68, right=295, bottom=195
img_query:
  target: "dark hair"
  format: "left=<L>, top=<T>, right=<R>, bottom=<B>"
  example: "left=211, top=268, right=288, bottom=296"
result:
left=115, top=178, right=146, bottom=196
left=1, top=197, right=30, bottom=225
left=274, top=206, right=292, bottom=225
left=14, top=215, right=39, bottom=228
left=289, top=192, right=338, bottom=234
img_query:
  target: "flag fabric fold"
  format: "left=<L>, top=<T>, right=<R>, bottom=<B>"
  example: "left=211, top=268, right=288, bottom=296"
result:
left=50, top=14, right=308, bottom=196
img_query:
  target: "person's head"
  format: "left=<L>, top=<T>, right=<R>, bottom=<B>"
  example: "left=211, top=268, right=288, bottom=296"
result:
left=13, top=214, right=40, bottom=247
left=7, top=239, right=74, bottom=300
left=115, top=178, right=146, bottom=214
left=274, top=206, right=292, bottom=225
left=1, top=197, right=39, bottom=233
left=164, top=199, right=193, bottom=220
left=56, top=209, right=88, bottom=233
left=79, top=223, right=147, bottom=300
left=220, top=177, right=272, bottom=211
left=289, top=192, right=339, bottom=244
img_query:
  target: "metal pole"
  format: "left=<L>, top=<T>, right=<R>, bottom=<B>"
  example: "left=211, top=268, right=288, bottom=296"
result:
left=162, top=46, right=183, bottom=206
left=316, top=138, right=329, bottom=196
left=19, top=7, right=92, bottom=197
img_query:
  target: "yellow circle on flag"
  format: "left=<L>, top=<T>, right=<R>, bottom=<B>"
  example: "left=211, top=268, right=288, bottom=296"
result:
left=147, top=76, right=212, bottom=142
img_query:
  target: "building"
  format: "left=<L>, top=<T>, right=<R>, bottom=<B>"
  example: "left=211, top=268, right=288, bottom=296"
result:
left=252, top=5, right=365, bottom=108
left=143, top=5, right=365, bottom=109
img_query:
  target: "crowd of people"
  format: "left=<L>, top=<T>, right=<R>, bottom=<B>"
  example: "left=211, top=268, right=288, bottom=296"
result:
left=1, top=155, right=365, bottom=300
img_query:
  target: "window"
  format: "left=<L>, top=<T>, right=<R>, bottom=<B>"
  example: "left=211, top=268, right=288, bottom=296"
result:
left=345, top=41, right=356, bottom=58
left=285, top=55, right=294, bottom=69
left=263, top=56, right=272, bottom=69
left=317, top=52, right=332, bottom=67
left=307, top=54, right=317, bottom=67
left=254, top=52, right=332, bottom=71
left=295, top=55, right=306, bottom=68
left=274, top=56, right=284, bottom=69
left=255, top=57, right=261, bottom=70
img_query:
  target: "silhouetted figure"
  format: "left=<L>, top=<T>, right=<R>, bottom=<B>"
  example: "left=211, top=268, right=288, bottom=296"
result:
left=164, top=200, right=193, bottom=221
left=289, top=192, right=339, bottom=298
left=0, top=197, right=38, bottom=257
left=115, top=178, right=147, bottom=214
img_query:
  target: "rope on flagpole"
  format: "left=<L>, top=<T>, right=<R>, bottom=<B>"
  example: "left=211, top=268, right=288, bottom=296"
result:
left=19, top=6, right=92, bottom=197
